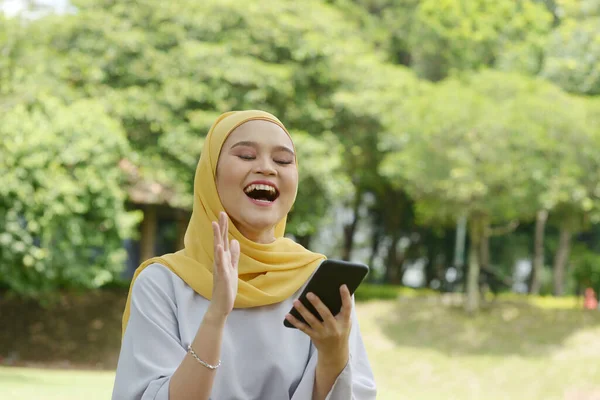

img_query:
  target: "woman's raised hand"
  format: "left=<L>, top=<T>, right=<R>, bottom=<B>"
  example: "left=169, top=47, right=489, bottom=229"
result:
left=209, top=212, right=240, bottom=318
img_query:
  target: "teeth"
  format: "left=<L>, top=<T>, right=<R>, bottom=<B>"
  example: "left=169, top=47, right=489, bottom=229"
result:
left=244, top=184, right=276, bottom=194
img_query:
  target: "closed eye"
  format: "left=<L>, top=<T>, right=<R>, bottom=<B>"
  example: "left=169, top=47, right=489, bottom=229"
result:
left=237, top=155, right=255, bottom=160
left=275, top=160, right=293, bottom=165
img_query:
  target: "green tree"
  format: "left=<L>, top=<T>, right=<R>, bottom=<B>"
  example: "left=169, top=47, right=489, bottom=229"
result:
left=381, top=74, right=537, bottom=312
left=541, top=17, right=600, bottom=95
left=32, top=0, right=380, bottom=239
left=571, top=240, right=600, bottom=295
left=329, top=0, right=421, bottom=66
left=514, top=95, right=599, bottom=296
left=286, top=131, right=352, bottom=248
left=331, top=61, right=424, bottom=260
left=461, top=70, right=600, bottom=296
left=0, top=96, right=139, bottom=298
left=338, top=0, right=553, bottom=80
left=538, top=0, right=600, bottom=22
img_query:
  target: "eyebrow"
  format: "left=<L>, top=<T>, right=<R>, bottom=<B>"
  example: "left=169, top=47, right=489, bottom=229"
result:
left=230, top=141, right=295, bottom=156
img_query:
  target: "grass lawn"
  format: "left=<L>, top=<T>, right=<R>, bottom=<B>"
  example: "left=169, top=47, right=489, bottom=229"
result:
left=1, top=293, right=600, bottom=400
left=0, top=366, right=115, bottom=400
left=361, top=294, right=600, bottom=400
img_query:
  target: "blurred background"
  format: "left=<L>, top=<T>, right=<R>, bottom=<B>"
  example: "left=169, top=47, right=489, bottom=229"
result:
left=1, top=0, right=600, bottom=399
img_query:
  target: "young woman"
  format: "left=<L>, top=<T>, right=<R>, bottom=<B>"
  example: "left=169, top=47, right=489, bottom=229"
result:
left=112, top=110, right=377, bottom=400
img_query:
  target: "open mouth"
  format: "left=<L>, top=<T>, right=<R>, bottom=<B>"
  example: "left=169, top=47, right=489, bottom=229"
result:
left=243, top=183, right=279, bottom=203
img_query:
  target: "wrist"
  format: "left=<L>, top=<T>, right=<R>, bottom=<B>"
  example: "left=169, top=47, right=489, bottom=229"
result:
left=317, top=346, right=349, bottom=371
left=204, top=305, right=229, bottom=326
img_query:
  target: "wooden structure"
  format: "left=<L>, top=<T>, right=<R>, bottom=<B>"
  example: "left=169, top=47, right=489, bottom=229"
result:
left=119, top=159, right=191, bottom=277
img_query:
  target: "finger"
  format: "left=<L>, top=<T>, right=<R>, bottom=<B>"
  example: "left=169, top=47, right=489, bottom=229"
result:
left=220, top=212, right=229, bottom=251
left=212, top=221, right=221, bottom=247
left=306, top=293, right=336, bottom=325
left=285, top=314, right=313, bottom=335
left=230, top=239, right=240, bottom=270
left=214, top=244, right=223, bottom=272
left=339, top=284, right=353, bottom=321
left=293, top=299, right=322, bottom=329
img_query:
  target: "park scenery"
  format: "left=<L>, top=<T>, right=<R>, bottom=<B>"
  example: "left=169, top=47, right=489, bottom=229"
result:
left=2, top=0, right=600, bottom=399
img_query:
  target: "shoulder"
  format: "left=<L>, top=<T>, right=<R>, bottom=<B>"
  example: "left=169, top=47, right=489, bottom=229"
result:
left=136, top=262, right=176, bottom=283
left=131, top=263, right=181, bottom=303
left=126, top=263, right=183, bottom=341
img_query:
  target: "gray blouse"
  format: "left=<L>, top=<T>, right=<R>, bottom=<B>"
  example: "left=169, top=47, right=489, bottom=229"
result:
left=112, top=263, right=377, bottom=400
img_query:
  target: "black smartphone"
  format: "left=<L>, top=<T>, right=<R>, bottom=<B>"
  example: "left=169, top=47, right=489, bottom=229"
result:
left=283, top=259, right=369, bottom=328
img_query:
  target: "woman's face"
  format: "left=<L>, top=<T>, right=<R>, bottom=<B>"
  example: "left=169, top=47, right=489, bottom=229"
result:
left=216, top=120, right=298, bottom=243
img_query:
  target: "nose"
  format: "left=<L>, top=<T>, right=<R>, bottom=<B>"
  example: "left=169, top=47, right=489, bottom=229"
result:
left=253, top=156, right=277, bottom=176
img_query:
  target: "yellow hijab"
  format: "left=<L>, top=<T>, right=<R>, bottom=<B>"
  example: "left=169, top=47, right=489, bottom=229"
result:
left=121, top=110, right=325, bottom=335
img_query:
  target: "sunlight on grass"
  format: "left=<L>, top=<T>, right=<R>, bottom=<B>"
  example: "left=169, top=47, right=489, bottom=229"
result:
left=0, top=367, right=115, bottom=400
left=495, top=292, right=582, bottom=310
left=1, top=294, right=599, bottom=400
left=356, top=296, right=600, bottom=400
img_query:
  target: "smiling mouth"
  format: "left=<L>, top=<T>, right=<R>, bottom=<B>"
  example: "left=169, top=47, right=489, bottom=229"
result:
left=243, top=183, right=280, bottom=203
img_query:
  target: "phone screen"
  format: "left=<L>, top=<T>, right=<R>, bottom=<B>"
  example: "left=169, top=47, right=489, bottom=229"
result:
left=283, top=259, right=369, bottom=328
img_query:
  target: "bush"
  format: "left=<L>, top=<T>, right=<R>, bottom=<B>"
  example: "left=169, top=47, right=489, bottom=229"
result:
left=354, top=283, right=401, bottom=302
left=0, top=96, right=140, bottom=299
left=571, top=244, right=600, bottom=294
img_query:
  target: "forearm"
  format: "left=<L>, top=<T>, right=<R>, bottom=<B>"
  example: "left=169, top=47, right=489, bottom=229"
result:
left=169, top=307, right=226, bottom=400
left=312, top=349, right=349, bottom=400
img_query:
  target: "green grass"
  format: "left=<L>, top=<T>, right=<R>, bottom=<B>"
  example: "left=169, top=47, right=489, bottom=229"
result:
left=0, top=367, right=115, bottom=400
left=355, top=283, right=436, bottom=301
left=1, top=293, right=599, bottom=400
left=359, top=294, right=600, bottom=400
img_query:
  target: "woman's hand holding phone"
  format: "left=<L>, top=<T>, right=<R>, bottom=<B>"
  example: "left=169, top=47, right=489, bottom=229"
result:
left=285, top=286, right=353, bottom=399
left=285, top=285, right=352, bottom=364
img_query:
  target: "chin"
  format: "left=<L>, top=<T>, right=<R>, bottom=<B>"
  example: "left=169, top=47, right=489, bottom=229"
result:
left=241, top=215, right=279, bottom=232
left=226, top=195, right=292, bottom=237
left=236, top=207, right=284, bottom=233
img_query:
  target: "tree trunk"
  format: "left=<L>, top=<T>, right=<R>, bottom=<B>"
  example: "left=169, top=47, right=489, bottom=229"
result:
left=479, top=228, right=490, bottom=271
left=478, top=229, right=490, bottom=301
left=341, top=191, right=362, bottom=261
left=453, top=214, right=468, bottom=274
left=425, top=243, right=441, bottom=288
left=140, top=205, right=157, bottom=263
left=530, top=209, right=548, bottom=294
left=396, top=250, right=408, bottom=285
left=385, top=233, right=400, bottom=284
left=368, top=225, right=382, bottom=272
left=553, top=224, right=572, bottom=296
left=425, top=246, right=436, bottom=288
left=465, top=216, right=484, bottom=314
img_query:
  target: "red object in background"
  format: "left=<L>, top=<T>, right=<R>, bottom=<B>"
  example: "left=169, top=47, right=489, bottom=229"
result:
left=584, top=288, right=599, bottom=310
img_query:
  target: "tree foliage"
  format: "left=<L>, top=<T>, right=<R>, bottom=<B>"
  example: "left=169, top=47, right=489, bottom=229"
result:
left=2, top=0, right=600, bottom=302
left=0, top=96, right=139, bottom=297
left=541, top=18, right=600, bottom=95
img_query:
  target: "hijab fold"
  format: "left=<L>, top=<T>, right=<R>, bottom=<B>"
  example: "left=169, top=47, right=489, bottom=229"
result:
left=121, top=110, right=325, bottom=336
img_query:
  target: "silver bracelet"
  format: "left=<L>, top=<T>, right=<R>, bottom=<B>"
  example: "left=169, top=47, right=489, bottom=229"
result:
left=187, top=344, right=221, bottom=370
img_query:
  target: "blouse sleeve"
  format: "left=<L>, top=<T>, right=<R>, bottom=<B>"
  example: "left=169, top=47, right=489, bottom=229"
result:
left=111, top=265, right=184, bottom=400
left=290, top=298, right=378, bottom=400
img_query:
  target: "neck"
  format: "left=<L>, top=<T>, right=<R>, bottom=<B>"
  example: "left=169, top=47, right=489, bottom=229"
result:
left=236, top=225, right=276, bottom=244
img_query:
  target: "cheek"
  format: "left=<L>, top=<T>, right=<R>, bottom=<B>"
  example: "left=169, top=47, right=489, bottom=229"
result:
left=281, top=169, right=298, bottom=198
left=216, top=165, right=241, bottom=199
